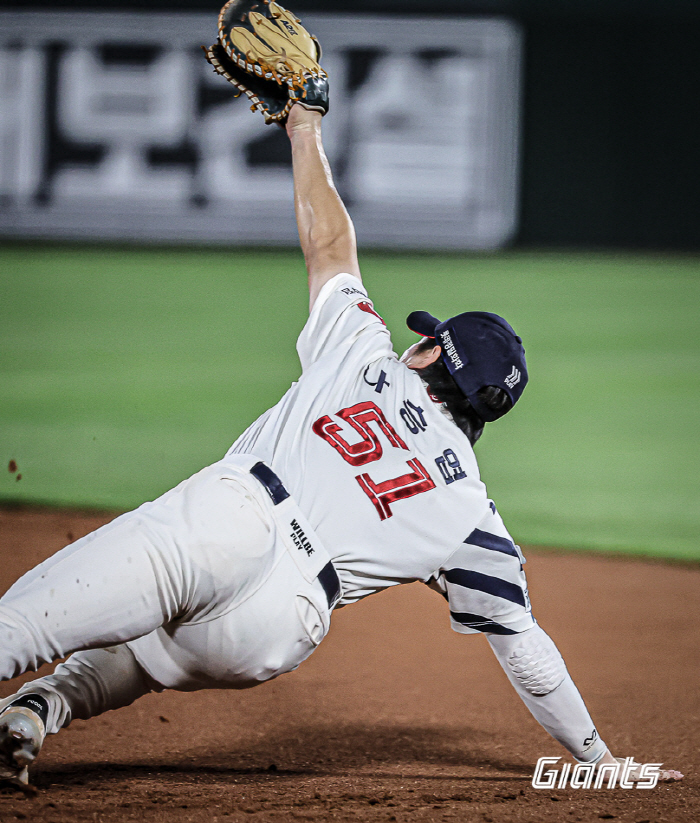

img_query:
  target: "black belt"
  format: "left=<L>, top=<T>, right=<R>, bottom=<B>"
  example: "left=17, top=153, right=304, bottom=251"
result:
left=250, top=462, right=341, bottom=610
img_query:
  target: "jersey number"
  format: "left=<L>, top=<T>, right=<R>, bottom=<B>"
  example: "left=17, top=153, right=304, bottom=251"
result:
left=313, top=401, right=436, bottom=521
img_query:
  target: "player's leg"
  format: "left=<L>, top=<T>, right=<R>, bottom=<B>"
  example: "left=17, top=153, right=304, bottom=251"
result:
left=0, top=644, right=158, bottom=784
left=0, top=495, right=187, bottom=786
left=0, top=508, right=183, bottom=682
left=0, top=460, right=274, bottom=683
left=0, top=458, right=281, bottom=782
left=124, top=544, right=330, bottom=693
left=0, top=517, right=330, bottom=784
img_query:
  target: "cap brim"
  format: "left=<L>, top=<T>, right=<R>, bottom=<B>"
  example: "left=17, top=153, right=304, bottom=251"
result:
left=406, top=310, right=441, bottom=338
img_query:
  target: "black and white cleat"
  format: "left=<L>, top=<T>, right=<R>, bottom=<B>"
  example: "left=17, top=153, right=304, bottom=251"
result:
left=0, top=696, right=48, bottom=788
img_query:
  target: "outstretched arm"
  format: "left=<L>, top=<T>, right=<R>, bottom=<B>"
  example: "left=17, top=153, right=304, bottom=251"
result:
left=285, top=104, right=361, bottom=310
left=487, top=625, right=683, bottom=780
left=487, top=626, right=610, bottom=763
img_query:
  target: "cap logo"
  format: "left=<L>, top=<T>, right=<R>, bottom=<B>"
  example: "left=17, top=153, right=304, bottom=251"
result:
left=440, top=329, right=464, bottom=370
left=504, top=366, right=521, bottom=389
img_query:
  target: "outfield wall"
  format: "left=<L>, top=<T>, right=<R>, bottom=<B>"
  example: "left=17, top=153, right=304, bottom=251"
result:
left=0, top=12, right=520, bottom=250
left=3, top=0, right=699, bottom=250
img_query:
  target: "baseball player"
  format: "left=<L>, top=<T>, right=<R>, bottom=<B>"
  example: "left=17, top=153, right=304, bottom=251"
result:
left=0, top=11, right=682, bottom=786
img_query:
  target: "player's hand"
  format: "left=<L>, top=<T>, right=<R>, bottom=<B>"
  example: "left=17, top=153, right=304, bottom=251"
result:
left=614, top=757, right=683, bottom=782
left=203, top=1, right=328, bottom=127
left=597, top=750, right=683, bottom=782
left=659, top=768, right=685, bottom=781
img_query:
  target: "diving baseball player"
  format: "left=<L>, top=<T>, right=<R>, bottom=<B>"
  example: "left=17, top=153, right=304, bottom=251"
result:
left=0, top=4, right=683, bottom=787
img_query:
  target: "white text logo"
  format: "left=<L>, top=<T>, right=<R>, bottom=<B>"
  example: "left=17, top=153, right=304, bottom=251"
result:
left=532, top=757, right=661, bottom=790
left=440, top=330, right=464, bottom=370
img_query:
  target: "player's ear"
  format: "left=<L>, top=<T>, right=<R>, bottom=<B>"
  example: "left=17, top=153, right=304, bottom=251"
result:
left=409, top=343, right=441, bottom=369
left=427, top=345, right=441, bottom=365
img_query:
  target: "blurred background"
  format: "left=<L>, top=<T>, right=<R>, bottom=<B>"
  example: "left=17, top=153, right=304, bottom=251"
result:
left=1, top=0, right=698, bottom=559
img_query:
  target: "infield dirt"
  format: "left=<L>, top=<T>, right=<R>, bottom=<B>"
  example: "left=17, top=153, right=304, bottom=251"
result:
left=0, top=507, right=697, bottom=822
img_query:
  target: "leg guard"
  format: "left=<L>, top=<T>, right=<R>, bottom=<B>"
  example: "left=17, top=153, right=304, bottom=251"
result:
left=0, top=644, right=161, bottom=736
left=488, top=624, right=607, bottom=763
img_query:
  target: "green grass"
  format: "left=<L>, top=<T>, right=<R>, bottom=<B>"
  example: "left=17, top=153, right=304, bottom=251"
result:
left=1, top=244, right=699, bottom=560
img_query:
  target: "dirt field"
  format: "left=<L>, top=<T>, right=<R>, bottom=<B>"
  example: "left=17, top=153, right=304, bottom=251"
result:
left=0, top=507, right=697, bottom=823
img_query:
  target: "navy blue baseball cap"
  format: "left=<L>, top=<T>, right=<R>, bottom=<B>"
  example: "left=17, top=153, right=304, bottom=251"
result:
left=406, top=310, right=528, bottom=422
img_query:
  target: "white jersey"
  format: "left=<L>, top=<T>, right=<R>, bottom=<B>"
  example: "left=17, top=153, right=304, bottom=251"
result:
left=229, top=274, right=533, bottom=636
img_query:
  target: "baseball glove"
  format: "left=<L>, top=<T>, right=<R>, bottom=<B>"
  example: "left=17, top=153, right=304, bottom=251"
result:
left=203, top=0, right=329, bottom=126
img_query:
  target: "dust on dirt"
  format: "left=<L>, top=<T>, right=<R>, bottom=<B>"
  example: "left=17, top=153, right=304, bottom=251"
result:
left=0, top=506, right=697, bottom=822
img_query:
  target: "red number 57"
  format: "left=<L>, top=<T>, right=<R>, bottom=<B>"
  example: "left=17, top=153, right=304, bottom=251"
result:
left=312, top=401, right=436, bottom=521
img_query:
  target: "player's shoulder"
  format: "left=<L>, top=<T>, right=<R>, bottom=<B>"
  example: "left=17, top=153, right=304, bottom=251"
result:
left=303, top=272, right=386, bottom=340
left=298, top=273, right=394, bottom=370
left=313, top=273, right=369, bottom=311
left=313, top=274, right=389, bottom=328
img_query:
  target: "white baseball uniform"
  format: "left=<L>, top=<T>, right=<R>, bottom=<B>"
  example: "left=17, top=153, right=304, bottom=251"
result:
left=2, top=273, right=608, bottom=767
left=231, top=272, right=534, bottom=627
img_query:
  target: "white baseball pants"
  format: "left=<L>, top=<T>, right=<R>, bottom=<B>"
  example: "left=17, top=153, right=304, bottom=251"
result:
left=0, top=457, right=331, bottom=734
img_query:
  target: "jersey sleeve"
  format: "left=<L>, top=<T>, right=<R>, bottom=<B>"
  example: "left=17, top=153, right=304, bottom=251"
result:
left=296, top=273, right=394, bottom=373
left=431, top=504, right=536, bottom=636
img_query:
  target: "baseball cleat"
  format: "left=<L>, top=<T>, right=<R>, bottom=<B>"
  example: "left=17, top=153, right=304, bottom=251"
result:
left=0, top=700, right=47, bottom=786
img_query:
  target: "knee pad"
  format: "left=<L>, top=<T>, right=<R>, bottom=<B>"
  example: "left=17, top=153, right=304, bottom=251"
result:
left=500, top=626, right=567, bottom=696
